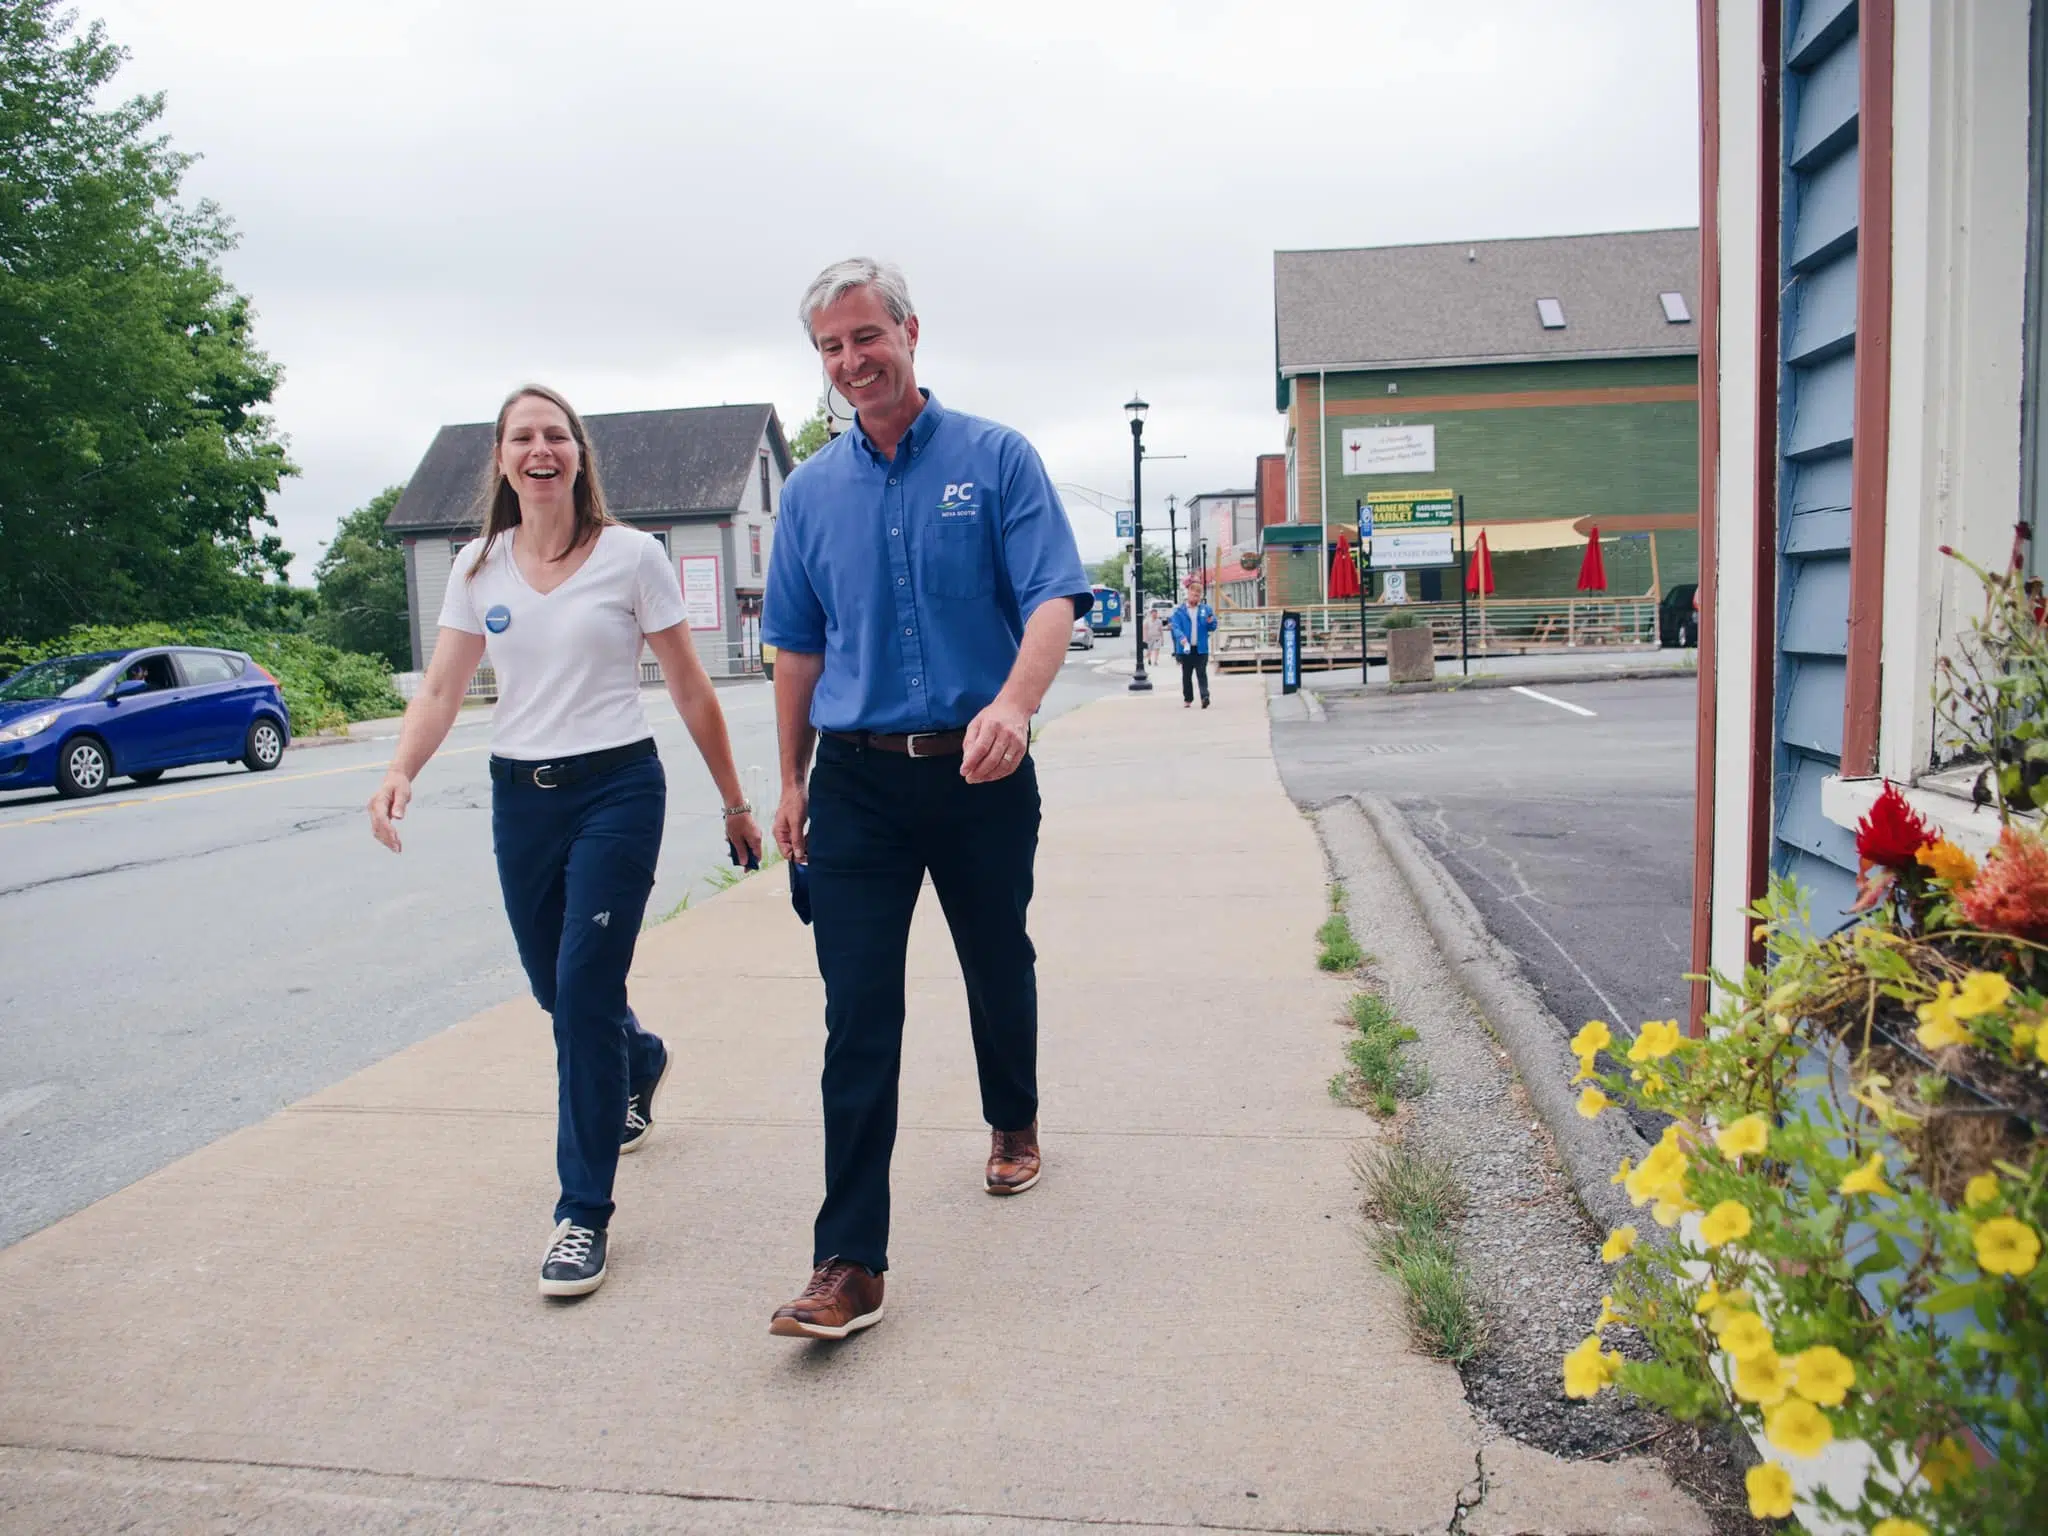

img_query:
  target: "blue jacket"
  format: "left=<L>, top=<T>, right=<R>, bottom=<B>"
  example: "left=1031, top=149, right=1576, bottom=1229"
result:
left=1171, top=602, right=1217, bottom=656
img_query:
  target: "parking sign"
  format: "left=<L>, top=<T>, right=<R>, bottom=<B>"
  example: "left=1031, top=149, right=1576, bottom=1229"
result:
left=1115, top=509, right=1134, bottom=539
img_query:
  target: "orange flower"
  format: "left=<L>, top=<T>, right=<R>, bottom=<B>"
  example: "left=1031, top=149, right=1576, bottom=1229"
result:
left=1958, top=826, right=2048, bottom=943
left=1917, top=839, right=1979, bottom=885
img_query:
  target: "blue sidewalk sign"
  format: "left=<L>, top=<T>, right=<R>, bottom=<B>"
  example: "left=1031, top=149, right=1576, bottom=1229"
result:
left=1281, top=610, right=1301, bottom=694
left=1115, top=509, right=1134, bottom=539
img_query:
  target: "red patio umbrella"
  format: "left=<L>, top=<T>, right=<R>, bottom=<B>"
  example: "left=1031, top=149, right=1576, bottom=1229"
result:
left=1465, top=529, right=1496, bottom=595
left=1575, top=525, right=1609, bottom=593
left=1329, top=532, right=1361, bottom=599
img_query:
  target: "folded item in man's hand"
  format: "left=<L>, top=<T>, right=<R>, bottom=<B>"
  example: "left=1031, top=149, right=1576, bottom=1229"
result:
left=789, top=859, right=812, bottom=925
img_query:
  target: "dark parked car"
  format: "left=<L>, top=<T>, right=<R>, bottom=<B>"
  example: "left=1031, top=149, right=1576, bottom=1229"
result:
left=0, top=647, right=291, bottom=797
left=1659, top=582, right=1700, bottom=648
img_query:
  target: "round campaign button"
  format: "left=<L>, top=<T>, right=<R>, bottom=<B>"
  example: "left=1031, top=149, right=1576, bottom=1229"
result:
left=484, top=604, right=512, bottom=634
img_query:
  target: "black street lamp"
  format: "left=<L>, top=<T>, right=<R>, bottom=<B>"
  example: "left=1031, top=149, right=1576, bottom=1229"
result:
left=1166, top=493, right=1180, bottom=597
left=1126, top=395, right=1152, bottom=693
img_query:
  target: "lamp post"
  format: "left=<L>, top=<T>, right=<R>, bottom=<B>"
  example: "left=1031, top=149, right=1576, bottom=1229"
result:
left=1166, top=493, right=1180, bottom=595
left=1126, top=395, right=1152, bottom=692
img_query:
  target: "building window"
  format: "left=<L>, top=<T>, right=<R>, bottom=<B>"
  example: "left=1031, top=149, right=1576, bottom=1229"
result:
left=759, top=452, right=773, bottom=514
left=1536, top=297, right=1567, bottom=329
left=1285, top=436, right=1299, bottom=524
left=749, top=525, right=762, bottom=578
left=1660, top=291, right=1692, bottom=323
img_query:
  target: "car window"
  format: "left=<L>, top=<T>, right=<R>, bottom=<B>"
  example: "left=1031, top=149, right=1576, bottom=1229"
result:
left=0, top=655, right=121, bottom=701
left=116, top=655, right=180, bottom=692
left=176, top=651, right=240, bottom=686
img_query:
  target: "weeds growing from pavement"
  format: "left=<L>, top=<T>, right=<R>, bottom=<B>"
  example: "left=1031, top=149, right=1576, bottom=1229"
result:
left=1328, top=989, right=1429, bottom=1112
left=1356, top=1144, right=1487, bottom=1363
left=1318, top=892, right=1364, bottom=972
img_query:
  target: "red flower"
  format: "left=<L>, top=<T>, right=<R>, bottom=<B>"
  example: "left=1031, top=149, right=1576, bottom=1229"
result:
left=1855, top=783, right=1936, bottom=871
left=1958, top=825, right=2048, bottom=943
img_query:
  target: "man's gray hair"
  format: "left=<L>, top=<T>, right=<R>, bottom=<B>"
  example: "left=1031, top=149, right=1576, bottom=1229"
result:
left=798, top=258, right=915, bottom=342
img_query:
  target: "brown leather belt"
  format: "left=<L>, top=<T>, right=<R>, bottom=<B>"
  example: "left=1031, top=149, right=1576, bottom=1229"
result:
left=824, top=729, right=968, bottom=758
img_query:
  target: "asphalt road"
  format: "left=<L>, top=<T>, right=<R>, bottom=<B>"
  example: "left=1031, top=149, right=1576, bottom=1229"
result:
left=0, top=649, right=1120, bottom=1249
left=1272, top=676, right=1697, bottom=1051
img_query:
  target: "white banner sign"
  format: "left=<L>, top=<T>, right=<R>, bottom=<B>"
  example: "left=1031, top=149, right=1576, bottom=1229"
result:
left=679, top=554, right=723, bottom=631
left=1341, top=425, right=1436, bottom=476
left=1372, top=530, right=1456, bottom=569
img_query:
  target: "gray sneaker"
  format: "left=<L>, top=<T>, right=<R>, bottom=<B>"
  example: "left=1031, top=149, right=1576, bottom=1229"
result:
left=621, top=1046, right=671, bottom=1154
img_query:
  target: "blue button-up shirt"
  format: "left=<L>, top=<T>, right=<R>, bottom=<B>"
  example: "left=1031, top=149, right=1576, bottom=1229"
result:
left=762, top=392, right=1091, bottom=734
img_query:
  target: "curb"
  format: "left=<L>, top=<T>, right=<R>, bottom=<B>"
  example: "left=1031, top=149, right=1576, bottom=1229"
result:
left=1346, top=793, right=1650, bottom=1239
left=1311, top=662, right=1696, bottom=702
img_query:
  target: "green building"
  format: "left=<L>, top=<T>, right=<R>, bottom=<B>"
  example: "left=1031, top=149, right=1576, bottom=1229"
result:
left=1268, top=229, right=1700, bottom=609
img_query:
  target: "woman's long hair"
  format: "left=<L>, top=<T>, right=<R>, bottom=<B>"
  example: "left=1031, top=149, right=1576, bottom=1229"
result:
left=467, top=384, right=616, bottom=579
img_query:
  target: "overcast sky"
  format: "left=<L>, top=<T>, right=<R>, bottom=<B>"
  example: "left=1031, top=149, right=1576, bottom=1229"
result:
left=89, top=0, right=1699, bottom=570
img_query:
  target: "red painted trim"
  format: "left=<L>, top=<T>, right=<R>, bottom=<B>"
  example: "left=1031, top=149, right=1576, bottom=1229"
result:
left=1843, top=0, right=1896, bottom=777
left=1747, top=0, right=1784, bottom=967
left=1687, top=0, right=1722, bottom=1036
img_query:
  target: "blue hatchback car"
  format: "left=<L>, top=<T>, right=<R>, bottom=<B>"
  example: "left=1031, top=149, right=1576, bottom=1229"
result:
left=0, top=647, right=292, bottom=798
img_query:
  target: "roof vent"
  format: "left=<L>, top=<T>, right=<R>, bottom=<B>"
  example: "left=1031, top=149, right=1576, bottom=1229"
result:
left=1536, top=298, right=1566, bottom=329
left=1660, top=291, right=1692, bottom=323
left=1466, top=248, right=1477, bottom=262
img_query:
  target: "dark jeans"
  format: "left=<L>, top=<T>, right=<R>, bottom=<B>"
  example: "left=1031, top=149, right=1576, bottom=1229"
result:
left=491, top=750, right=667, bottom=1230
left=806, top=734, right=1042, bottom=1273
left=1179, top=650, right=1210, bottom=704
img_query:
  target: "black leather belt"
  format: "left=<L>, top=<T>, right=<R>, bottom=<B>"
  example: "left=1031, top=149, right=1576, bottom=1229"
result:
left=823, top=729, right=968, bottom=758
left=490, top=737, right=657, bottom=790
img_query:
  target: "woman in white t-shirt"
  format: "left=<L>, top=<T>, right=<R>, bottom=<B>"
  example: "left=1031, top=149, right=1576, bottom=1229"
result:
left=367, top=384, right=763, bottom=1299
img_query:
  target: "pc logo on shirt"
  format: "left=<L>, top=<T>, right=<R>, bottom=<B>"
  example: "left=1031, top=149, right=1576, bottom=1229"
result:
left=485, top=604, right=512, bottom=634
left=936, top=482, right=980, bottom=518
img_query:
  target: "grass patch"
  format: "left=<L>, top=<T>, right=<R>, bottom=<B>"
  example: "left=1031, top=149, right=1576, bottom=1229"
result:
left=1331, top=990, right=1430, bottom=1111
left=1317, top=912, right=1364, bottom=972
left=1356, top=1145, right=1487, bottom=1363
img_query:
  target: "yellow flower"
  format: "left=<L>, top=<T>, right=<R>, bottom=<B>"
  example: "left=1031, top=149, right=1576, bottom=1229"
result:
left=1964, top=1172, right=2001, bottom=1208
left=1700, top=1200, right=1753, bottom=1248
left=1626, top=1139, right=1688, bottom=1208
left=1611, top=1156, right=1633, bottom=1186
left=1871, top=1521, right=1929, bottom=1536
left=1571, top=1020, right=1612, bottom=1058
left=1718, top=1311, right=1774, bottom=1362
left=1764, top=1397, right=1833, bottom=1457
left=1788, top=1345, right=1855, bottom=1407
left=1595, top=1293, right=1624, bottom=1331
left=1734, top=1348, right=1792, bottom=1406
left=1915, top=983, right=1973, bottom=1050
left=1839, top=1153, right=1895, bottom=1199
left=1561, top=1335, right=1620, bottom=1399
left=1917, top=839, right=1979, bottom=885
left=1601, top=1226, right=1637, bottom=1263
left=1576, top=1086, right=1610, bottom=1120
left=1652, top=1194, right=1694, bottom=1228
left=1974, top=1216, right=2041, bottom=1276
left=1714, top=1114, right=1770, bottom=1160
left=2039, top=1025, right=2048, bottom=1065
left=1744, top=1462, right=1796, bottom=1519
left=1953, top=970, right=2013, bottom=1018
left=1626, top=1019, right=1684, bottom=1062
left=1922, top=1435, right=1973, bottom=1493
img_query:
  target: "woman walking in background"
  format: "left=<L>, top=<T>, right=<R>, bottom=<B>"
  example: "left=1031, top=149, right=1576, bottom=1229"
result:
left=367, top=384, right=762, bottom=1298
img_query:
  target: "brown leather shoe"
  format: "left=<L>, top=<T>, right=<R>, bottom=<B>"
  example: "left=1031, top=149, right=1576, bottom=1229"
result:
left=768, top=1260, right=885, bottom=1339
left=985, top=1121, right=1042, bottom=1195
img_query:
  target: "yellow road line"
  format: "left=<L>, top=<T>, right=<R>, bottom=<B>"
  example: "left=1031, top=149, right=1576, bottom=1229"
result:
left=0, top=746, right=490, bottom=831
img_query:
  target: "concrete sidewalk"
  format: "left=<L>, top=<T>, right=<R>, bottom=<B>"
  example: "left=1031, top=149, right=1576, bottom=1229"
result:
left=0, top=678, right=1702, bottom=1534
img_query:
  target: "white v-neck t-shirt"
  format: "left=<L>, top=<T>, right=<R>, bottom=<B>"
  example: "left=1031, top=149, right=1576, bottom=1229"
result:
left=438, top=524, right=687, bottom=761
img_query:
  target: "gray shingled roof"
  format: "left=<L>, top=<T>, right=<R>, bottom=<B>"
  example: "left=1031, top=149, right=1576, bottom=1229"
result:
left=385, top=403, right=789, bottom=534
left=1274, top=228, right=1700, bottom=377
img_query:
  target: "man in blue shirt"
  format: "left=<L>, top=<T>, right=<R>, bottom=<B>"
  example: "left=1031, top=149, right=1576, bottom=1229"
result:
left=1170, top=579, right=1218, bottom=709
left=761, top=258, right=1091, bottom=1340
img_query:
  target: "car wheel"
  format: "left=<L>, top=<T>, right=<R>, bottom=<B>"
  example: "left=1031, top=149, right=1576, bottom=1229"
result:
left=128, top=769, right=165, bottom=785
left=56, top=736, right=111, bottom=797
left=243, top=717, right=285, bottom=772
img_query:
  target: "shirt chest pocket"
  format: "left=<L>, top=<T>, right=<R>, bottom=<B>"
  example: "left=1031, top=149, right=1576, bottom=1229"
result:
left=918, top=518, right=994, bottom=600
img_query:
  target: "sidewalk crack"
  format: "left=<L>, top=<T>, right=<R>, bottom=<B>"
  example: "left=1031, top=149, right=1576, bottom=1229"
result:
left=1446, top=1444, right=1486, bottom=1535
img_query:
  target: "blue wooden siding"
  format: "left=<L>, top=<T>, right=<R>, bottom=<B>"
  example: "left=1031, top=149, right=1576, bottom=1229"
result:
left=1775, top=0, right=1864, bottom=927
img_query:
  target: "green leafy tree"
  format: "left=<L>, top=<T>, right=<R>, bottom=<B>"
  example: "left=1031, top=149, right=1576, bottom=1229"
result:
left=311, top=486, right=410, bottom=669
left=788, top=394, right=831, bottom=463
left=1088, top=541, right=1171, bottom=598
left=0, top=2, right=297, bottom=644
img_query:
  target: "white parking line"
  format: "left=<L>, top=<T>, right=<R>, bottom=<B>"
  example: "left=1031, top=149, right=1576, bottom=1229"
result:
left=1510, top=686, right=1597, bottom=718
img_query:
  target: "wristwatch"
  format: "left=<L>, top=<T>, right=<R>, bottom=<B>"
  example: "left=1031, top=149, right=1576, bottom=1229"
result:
left=722, top=799, right=754, bottom=819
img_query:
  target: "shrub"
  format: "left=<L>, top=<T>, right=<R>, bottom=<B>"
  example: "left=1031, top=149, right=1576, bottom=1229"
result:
left=1380, top=608, right=1421, bottom=630
left=0, top=620, right=402, bottom=734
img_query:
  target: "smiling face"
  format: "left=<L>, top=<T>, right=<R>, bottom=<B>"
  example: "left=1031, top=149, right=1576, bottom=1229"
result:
left=809, top=283, right=920, bottom=424
left=496, top=392, right=580, bottom=505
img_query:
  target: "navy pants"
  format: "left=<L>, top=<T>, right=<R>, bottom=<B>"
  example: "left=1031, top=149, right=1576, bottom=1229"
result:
left=806, top=735, right=1043, bottom=1273
left=491, top=751, right=667, bottom=1230
left=1178, top=650, right=1209, bottom=704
